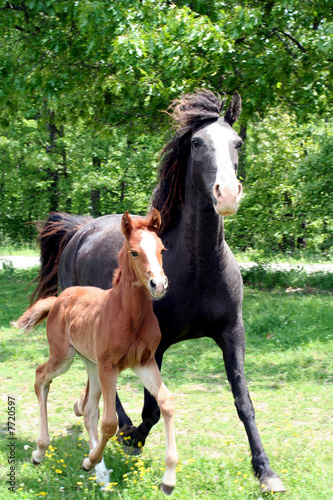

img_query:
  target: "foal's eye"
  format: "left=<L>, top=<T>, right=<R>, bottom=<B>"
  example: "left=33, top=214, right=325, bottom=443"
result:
left=131, top=251, right=138, bottom=258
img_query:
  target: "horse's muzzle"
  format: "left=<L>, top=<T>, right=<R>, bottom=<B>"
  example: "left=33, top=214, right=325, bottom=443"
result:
left=149, top=277, right=168, bottom=300
left=213, top=183, right=243, bottom=216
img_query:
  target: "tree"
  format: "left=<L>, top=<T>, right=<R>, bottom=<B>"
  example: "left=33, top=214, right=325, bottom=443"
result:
left=225, top=110, right=333, bottom=257
left=0, top=0, right=332, bottom=250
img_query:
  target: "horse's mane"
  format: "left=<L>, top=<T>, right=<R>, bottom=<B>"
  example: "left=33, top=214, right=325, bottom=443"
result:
left=152, top=89, right=226, bottom=233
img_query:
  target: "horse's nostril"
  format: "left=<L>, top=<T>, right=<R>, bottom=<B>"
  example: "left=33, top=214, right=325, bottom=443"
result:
left=149, top=279, right=157, bottom=290
left=213, top=184, right=222, bottom=201
left=237, top=183, right=243, bottom=200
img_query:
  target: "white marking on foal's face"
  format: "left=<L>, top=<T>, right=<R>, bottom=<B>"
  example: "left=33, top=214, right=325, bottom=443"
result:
left=140, top=232, right=167, bottom=297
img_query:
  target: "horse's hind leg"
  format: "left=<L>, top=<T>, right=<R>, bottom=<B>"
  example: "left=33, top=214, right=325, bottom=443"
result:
left=134, top=359, right=178, bottom=495
left=74, top=384, right=87, bottom=417
left=33, top=346, right=75, bottom=464
left=216, top=322, right=285, bottom=493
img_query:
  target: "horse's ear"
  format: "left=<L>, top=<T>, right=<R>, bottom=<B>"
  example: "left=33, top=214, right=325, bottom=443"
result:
left=121, top=211, right=133, bottom=238
left=224, top=91, right=242, bottom=126
left=148, top=208, right=161, bottom=233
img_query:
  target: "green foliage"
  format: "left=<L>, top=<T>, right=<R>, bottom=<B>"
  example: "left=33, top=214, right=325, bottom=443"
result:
left=0, top=0, right=332, bottom=254
left=296, top=123, right=333, bottom=252
left=225, top=111, right=333, bottom=257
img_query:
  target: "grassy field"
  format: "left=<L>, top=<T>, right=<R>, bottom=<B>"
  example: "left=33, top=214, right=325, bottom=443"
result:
left=0, top=242, right=39, bottom=258
left=0, top=266, right=332, bottom=500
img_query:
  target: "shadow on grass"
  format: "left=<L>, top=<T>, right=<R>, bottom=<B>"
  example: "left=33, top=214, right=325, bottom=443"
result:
left=241, top=264, right=333, bottom=292
left=162, top=335, right=333, bottom=390
left=0, top=266, right=39, bottom=330
left=0, top=423, right=156, bottom=499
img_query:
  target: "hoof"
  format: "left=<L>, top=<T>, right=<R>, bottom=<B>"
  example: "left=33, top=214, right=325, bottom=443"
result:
left=259, top=474, right=286, bottom=493
left=74, top=400, right=83, bottom=417
left=31, top=453, right=43, bottom=465
left=122, top=444, right=143, bottom=456
left=160, top=483, right=174, bottom=496
left=116, top=425, right=143, bottom=456
left=82, top=457, right=94, bottom=471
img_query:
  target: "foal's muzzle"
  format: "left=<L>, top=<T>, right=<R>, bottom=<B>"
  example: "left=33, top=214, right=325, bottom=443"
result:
left=148, top=276, right=168, bottom=300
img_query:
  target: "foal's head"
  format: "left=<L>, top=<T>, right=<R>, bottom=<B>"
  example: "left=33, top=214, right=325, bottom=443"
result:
left=121, top=209, right=168, bottom=300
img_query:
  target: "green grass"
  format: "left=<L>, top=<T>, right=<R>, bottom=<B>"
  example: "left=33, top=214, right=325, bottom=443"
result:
left=0, top=243, right=39, bottom=257
left=0, top=267, right=332, bottom=499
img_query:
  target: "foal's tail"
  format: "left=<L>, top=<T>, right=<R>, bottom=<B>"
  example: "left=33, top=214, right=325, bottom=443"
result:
left=12, top=297, right=58, bottom=333
left=31, top=212, right=92, bottom=304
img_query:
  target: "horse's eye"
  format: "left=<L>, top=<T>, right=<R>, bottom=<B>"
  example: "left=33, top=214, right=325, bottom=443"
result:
left=235, top=140, right=243, bottom=150
left=192, top=139, right=201, bottom=149
left=131, top=251, right=138, bottom=258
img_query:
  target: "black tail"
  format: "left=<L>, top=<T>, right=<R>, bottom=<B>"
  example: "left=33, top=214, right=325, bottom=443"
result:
left=31, top=212, right=92, bottom=304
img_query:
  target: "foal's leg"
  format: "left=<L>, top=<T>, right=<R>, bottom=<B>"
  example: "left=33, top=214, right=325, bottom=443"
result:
left=117, top=346, right=164, bottom=453
left=216, top=321, right=286, bottom=493
left=134, top=359, right=178, bottom=495
left=82, top=361, right=118, bottom=477
left=33, top=345, right=75, bottom=464
left=79, top=357, right=110, bottom=488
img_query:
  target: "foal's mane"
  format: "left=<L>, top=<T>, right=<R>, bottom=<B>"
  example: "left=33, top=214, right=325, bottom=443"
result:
left=152, top=89, right=226, bottom=233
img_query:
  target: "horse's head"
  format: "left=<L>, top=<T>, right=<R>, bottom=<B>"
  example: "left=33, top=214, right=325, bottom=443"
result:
left=121, top=209, right=168, bottom=299
left=188, top=92, right=243, bottom=216
left=153, top=90, right=243, bottom=231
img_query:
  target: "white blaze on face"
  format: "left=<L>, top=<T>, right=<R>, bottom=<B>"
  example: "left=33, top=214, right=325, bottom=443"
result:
left=140, top=232, right=164, bottom=286
left=206, top=121, right=242, bottom=215
left=207, top=121, right=238, bottom=189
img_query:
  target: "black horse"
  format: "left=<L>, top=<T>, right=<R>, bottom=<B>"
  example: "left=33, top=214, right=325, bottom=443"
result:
left=33, top=90, right=285, bottom=493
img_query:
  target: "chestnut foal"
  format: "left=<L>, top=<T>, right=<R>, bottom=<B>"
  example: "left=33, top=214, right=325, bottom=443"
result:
left=13, top=210, right=177, bottom=494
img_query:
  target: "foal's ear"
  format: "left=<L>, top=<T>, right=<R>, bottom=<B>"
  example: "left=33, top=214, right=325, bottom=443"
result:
left=148, top=208, right=161, bottom=233
left=121, top=211, right=133, bottom=238
left=224, top=91, right=242, bottom=126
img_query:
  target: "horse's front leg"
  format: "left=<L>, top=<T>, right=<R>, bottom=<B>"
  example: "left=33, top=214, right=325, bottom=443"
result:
left=78, top=358, right=111, bottom=488
left=117, top=346, right=164, bottom=454
left=82, top=361, right=118, bottom=476
left=134, top=358, right=178, bottom=495
left=216, top=321, right=286, bottom=493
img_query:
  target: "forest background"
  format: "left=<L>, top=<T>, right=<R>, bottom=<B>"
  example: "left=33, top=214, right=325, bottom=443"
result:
left=0, top=0, right=332, bottom=259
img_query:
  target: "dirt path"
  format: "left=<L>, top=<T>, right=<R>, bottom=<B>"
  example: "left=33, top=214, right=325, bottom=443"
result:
left=1, top=255, right=333, bottom=273
left=0, top=256, right=40, bottom=269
